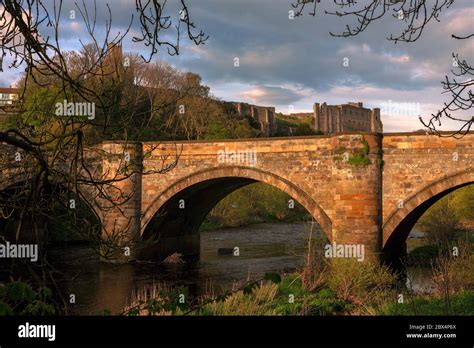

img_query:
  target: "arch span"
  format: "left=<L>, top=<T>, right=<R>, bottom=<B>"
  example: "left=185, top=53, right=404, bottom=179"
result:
left=382, top=169, right=474, bottom=260
left=141, top=166, right=333, bottom=258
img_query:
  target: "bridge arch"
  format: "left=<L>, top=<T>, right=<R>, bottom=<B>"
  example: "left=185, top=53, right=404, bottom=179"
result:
left=382, top=169, right=474, bottom=259
left=141, top=166, right=333, bottom=242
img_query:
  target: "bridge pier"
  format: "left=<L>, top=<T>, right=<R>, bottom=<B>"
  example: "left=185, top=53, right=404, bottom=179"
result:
left=100, top=142, right=143, bottom=262
left=330, top=134, right=383, bottom=261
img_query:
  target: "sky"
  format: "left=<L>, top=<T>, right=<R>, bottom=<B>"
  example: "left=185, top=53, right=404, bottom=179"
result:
left=1, top=0, right=473, bottom=132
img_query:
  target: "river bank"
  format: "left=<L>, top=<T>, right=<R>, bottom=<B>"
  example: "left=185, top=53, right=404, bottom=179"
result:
left=4, top=222, right=470, bottom=316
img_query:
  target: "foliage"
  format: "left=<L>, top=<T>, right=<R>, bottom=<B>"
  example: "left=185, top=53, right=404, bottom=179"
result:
left=443, top=185, right=474, bottom=221
left=125, top=286, right=190, bottom=316
left=203, top=182, right=310, bottom=229
left=418, top=199, right=465, bottom=246
left=0, top=281, right=56, bottom=316
left=326, top=259, right=397, bottom=308
left=124, top=273, right=283, bottom=316
left=273, top=113, right=323, bottom=137
left=273, top=275, right=348, bottom=315
left=120, top=249, right=474, bottom=316
left=347, top=137, right=371, bottom=166
left=193, top=274, right=348, bottom=316
left=199, top=283, right=280, bottom=316
left=379, top=291, right=474, bottom=316
left=293, top=123, right=318, bottom=136
left=406, top=245, right=440, bottom=266
left=431, top=242, right=474, bottom=296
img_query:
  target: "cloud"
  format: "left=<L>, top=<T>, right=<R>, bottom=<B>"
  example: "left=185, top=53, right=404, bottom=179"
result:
left=1, top=0, right=472, bottom=132
left=239, top=85, right=304, bottom=105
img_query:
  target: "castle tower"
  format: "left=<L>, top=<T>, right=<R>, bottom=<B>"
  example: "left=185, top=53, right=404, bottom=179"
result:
left=313, top=103, right=321, bottom=132
left=371, top=108, right=382, bottom=133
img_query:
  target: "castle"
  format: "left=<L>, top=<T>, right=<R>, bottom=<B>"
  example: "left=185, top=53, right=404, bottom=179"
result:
left=313, top=102, right=383, bottom=134
left=232, top=101, right=383, bottom=137
left=232, top=102, right=277, bottom=136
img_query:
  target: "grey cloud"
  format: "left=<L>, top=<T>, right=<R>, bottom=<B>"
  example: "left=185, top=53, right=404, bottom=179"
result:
left=239, top=85, right=304, bottom=105
left=3, top=0, right=472, bottom=97
left=163, top=0, right=472, bottom=93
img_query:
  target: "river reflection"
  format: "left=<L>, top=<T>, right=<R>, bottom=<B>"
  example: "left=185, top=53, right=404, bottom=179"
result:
left=46, top=222, right=433, bottom=315
left=50, top=223, right=309, bottom=314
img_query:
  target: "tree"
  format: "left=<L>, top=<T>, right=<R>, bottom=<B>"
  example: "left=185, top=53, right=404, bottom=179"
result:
left=291, top=0, right=473, bottom=137
left=0, top=0, right=207, bottom=310
left=293, top=123, right=318, bottom=136
left=419, top=199, right=463, bottom=246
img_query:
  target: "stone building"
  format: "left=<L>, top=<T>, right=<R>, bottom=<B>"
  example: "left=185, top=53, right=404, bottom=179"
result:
left=313, top=101, right=383, bottom=134
left=233, top=102, right=277, bottom=136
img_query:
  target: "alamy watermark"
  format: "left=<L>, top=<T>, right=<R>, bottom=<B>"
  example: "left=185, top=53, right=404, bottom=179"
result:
left=18, top=322, right=55, bottom=341
left=55, top=100, right=95, bottom=120
left=217, top=148, right=257, bottom=167
left=380, top=99, right=421, bottom=117
left=325, top=242, right=365, bottom=262
left=0, top=241, right=38, bottom=262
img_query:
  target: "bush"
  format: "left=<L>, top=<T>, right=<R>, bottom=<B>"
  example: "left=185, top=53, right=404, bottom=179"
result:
left=199, top=282, right=279, bottom=316
left=327, top=259, right=397, bottom=309
left=293, top=123, right=318, bottom=136
left=347, top=138, right=371, bottom=166
left=431, top=242, right=474, bottom=296
left=274, top=277, right=348, bottom=315
left=406, top=245, right=440, bottom=266
left=0, top=281, right=56, bottom=316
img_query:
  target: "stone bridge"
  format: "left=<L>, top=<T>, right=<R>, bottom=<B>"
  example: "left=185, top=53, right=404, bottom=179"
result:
left=98, top=132, right=473, bottom=262
left=1, top=132, right=473, bottom=262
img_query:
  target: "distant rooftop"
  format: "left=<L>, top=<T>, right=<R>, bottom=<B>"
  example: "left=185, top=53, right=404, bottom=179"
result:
left=0, top=87, right=20, bottom=94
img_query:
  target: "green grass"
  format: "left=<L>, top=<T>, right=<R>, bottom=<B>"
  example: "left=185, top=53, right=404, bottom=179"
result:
left=379, top=291, right=474, bottom=315
left=195, top=275, right=350, bottom=316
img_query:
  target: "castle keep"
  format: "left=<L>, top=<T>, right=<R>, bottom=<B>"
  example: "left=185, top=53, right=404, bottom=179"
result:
left=313, top=102, right=383, bottom=134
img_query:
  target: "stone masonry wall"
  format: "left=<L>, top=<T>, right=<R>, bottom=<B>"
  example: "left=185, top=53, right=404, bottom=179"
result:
left=382, top=133, right=474, bottom=246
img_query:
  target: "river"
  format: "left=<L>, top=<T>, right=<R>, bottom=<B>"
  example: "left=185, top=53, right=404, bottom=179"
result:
left=44, top=222, right=432, bottom=315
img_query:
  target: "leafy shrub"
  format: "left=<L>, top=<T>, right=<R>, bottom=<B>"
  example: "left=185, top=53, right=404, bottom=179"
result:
left=327, top=259, right=397, bottom=308
left=347, top=137, right=371, bottom=166
left=0, top=281, right=56, bottom=315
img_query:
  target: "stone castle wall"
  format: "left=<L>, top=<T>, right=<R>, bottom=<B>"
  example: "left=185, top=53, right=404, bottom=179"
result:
left=314, top=102, right=383, bottom=135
